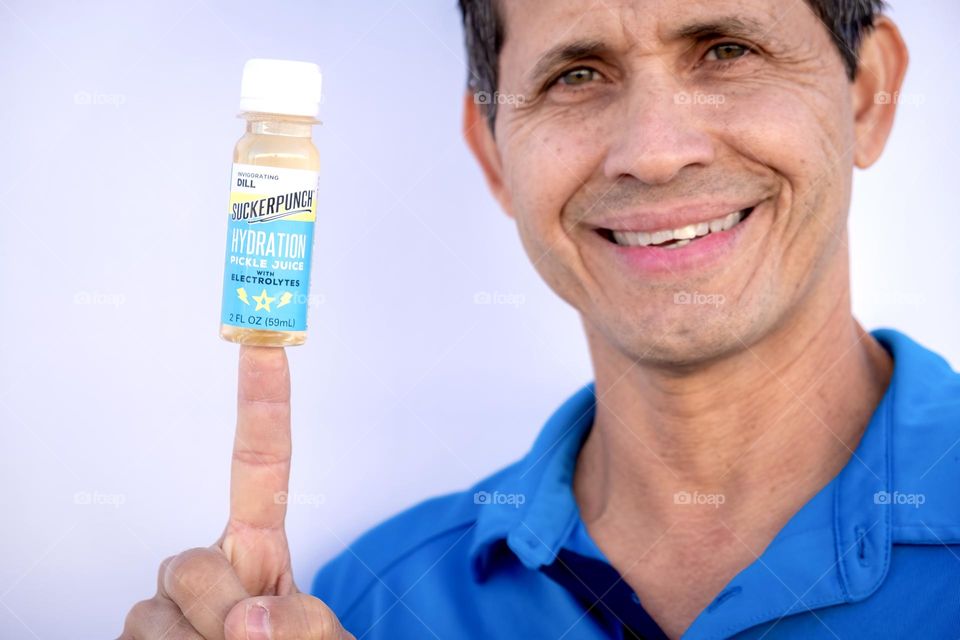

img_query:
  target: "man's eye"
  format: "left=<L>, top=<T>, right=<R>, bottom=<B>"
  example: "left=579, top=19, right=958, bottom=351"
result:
left=555, top=67, right=600, bottom=87
left=705, top=42, right=751, bottom=62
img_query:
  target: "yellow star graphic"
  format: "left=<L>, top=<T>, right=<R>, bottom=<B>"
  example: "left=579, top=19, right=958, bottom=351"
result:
left=252, top=288, right=275, bottom=312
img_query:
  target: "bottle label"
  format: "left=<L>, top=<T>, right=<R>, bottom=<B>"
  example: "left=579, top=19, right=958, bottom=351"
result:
left=220, top=163, right=319, bottom=333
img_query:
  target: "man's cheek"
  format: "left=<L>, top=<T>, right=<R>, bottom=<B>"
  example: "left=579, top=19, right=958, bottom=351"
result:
left=509, top=206, right=586, bottom=309
left=503, top=166, right=592, bottom=304
left=716, top=90, right=815, bottom=162
left=504, top=153, right=574, bottom=241
left=720, top=92, right=836, bottom=218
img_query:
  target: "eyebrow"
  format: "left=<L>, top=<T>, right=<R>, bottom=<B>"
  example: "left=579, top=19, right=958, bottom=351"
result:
left=527, top=39, right=610, bottom=86
left=670, top=16, right=772, bottom=42
left=526, top=16, right=773, bottom=86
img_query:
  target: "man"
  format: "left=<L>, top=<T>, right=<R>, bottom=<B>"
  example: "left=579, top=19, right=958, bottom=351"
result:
left=120, top=1, right=960, bottom=638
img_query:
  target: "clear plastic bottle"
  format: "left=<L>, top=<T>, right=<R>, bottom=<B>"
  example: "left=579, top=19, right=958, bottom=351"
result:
left=219, top=59, right=323, bottom=347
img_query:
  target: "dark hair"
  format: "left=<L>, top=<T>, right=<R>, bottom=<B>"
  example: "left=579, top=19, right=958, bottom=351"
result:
left=458, top=0, right=886, bottom=129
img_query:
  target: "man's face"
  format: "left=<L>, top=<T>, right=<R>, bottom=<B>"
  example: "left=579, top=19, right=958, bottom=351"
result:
left=490, top=0, right=857, bottom=366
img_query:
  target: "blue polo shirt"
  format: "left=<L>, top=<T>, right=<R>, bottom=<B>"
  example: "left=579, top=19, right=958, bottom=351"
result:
left=311, top=328, right=960, bottom=638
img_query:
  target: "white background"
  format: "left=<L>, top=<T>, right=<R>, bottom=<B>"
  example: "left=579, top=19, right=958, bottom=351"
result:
left=0, top=1, right=957, bottom=637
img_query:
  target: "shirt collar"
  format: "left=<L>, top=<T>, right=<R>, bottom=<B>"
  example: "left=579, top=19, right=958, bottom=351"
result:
left=468, top=327, right=960, bottom=636
left=468, top=379, right=596, bottom=579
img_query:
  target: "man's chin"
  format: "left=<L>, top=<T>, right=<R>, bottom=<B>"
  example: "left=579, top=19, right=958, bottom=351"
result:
left=592, top=312, right=760, bottom=371
left=637, top=338, right=736, bottom=370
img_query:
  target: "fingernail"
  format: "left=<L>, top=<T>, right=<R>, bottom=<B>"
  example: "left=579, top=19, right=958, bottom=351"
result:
left=246, top=603, right=272, bottom=640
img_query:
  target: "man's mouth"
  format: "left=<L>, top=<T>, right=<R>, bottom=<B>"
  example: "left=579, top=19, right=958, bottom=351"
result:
left=596, top=206, right=756, bottom=249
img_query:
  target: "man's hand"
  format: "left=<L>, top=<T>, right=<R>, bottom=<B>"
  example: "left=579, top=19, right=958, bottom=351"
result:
left=119, top=345, right=353, bottom=639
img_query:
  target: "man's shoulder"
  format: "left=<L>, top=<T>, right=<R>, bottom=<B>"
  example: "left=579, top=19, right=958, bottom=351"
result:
left=879, top=328, right=960, bottom=541
left=309, top=462, right=519, bottom=617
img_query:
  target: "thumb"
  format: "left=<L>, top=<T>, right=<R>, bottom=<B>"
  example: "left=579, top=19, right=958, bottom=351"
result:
left=224, top=593, right=355, bottom=640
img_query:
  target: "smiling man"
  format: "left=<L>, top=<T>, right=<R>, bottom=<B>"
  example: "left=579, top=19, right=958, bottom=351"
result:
left=119, top=1, right=960, bottom=639
left=311, top=0, right=960, bottom=637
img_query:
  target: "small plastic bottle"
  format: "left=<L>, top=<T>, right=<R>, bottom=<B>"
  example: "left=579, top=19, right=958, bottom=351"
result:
left=219, top=58, right=323, bottom=347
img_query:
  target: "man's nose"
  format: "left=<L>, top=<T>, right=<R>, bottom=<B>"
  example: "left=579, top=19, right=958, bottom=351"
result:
left=603, top=78, right=716, bottom=186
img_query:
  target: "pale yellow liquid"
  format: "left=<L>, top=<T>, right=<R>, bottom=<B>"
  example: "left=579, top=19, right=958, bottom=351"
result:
left=219, top=113, right=321, bottom=347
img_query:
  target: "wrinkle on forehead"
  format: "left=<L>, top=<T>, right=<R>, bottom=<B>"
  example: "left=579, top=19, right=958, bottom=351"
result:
left=502, top=0, right=796, bottom=59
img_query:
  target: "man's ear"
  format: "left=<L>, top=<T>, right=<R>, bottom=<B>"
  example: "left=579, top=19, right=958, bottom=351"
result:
left=850, top=16, right=910, bottom=169
left=462, top=90, right=515, bottom=218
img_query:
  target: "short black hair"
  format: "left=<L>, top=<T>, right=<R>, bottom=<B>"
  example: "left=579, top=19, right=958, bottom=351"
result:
left=458, top=0, right=887, bottom=130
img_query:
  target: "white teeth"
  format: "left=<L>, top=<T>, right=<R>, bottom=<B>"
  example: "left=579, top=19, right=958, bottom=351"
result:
left=611, top=230, right=653, bottom=246
left=721, top=211, right=742, bottom=231
left=651, top=230, right=673, bottom=244
left=609, top=208, right=751, bottom=247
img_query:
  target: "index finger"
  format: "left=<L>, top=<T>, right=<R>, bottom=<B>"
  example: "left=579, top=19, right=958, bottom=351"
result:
left=227, top=345, right=292, bottom=533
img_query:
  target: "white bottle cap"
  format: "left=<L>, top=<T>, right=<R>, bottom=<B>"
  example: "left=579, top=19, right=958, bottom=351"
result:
left=239, top=58, right=323, bottom=118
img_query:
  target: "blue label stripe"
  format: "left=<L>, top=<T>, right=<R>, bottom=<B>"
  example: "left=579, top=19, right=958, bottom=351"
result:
left=220, top=217, right=316, bottom=332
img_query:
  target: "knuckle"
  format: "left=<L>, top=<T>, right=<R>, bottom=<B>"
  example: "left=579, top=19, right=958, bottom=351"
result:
left=156, top=555, right=176, bottom=590
left=124, top=596, right=205, bottom=640
left=124, top=598, right=155, bottom=627
left=124, top=597, right=177, bottom=634
left=164, top=547, right=225, bottom=596
left=231, top=446, right=290, bottom=467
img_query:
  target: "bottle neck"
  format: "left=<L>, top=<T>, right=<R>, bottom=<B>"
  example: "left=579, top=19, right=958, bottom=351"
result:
left=241, top=112, right=317, bottom=137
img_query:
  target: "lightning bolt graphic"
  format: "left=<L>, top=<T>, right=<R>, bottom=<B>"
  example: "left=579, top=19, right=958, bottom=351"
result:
left=276, top=292, right=293, bottom=308
left=237, top=287, right=250, bottom=305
